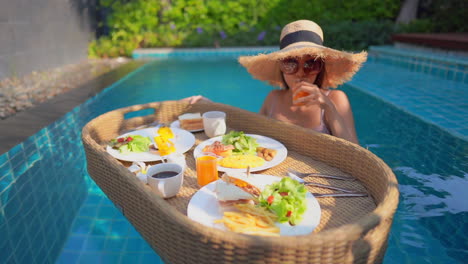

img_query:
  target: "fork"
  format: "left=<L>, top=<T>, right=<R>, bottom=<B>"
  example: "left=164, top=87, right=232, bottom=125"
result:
left=301, top=181, right=359, bottom=193
left=288, top=168, right=355, bottom=181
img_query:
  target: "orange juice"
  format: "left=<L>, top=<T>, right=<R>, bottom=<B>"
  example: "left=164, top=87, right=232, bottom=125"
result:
left=293, top=91, right=310, bottom=106
left=196, top=155, right=218, bottom=187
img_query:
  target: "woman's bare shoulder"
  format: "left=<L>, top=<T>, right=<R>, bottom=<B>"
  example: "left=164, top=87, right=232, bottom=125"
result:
left=328, top=89, right=350, bottom=102
left=265, top=89, right=285, bottom=101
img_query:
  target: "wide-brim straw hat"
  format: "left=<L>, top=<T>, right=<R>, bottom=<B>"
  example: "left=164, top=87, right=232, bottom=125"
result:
left=238, top=20, right=367, bottom=89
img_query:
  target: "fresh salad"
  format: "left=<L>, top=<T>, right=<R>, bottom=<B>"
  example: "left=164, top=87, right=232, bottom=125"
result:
left=221, top=131, right=259, bottom=155
left=259, top=177, right=308, bottom=226
left=109, top=135, right=152, bottom=154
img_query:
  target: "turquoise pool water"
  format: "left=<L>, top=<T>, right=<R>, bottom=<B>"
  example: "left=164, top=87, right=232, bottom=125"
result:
left=0, top=55, right=467, bottom=264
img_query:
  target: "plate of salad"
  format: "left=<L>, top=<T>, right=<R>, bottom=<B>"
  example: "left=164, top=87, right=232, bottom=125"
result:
left=106, top=127, right=195, bottom=162
left=188, top=174, right=321, bottom=236
left=193, top=131, right=287, bottom=173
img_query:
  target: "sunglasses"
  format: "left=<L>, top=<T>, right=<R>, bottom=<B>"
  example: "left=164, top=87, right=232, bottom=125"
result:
left=279, top=57, right=324, bottom=75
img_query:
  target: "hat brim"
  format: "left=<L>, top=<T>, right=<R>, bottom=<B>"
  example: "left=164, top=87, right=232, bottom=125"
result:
left=238, top=42, right=367, bottom=89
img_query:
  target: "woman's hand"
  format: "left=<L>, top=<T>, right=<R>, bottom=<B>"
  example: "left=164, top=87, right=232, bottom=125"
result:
left=292, top=81, right=331, bottom=109
left=179, top=95, right=212, bottom=104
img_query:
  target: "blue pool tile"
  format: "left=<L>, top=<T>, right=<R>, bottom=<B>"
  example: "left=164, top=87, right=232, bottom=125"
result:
left=104, top=237, right=126, bottom=252
left=0, top=163, right=13, bottom=184
left=55, top=250, right=81, bottom=264
left=0, top=153, right=7, bottom=167
left=85, top=193, right=104, bottom=205
left=125, top=237, right=146, bottom=252
left=7, top=144, right=23, bottom=158
left=121, top=253, right=142, bottom=264
left=91, top=219, right=112, bottom=235
left=127, top=225, right=142, bottom=238
left=71, top=217, right=93, bottom=235
left=83, top=235, right=106, bottom=251
left=78, top=205, right=99, bottom=218
left=110, top=219, right=132, bottom=236
left=100, top=253, right=122, bottom=263
left=454, top=71, right=463, bottom=82
left=78, top=252, right=102, bottom=263
left=140, top=252, right=164, bottom=264
left=97, top=205, right=120, bottom=219
left=63, top=235, right=87, bottom=251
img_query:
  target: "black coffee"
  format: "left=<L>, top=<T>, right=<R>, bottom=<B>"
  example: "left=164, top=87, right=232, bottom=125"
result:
left=152, top=171, right=178, bottom=179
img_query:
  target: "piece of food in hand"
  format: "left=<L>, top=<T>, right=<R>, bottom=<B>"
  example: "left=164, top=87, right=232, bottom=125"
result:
left=178, top=112, right=203, bottom=130
left=219, top=155, right=265, bottom=169
left=256, top=147, right=277, bottom=161
left=215, top=172, right=261, bottom=207
left=109, top=135, right=151, bottom=154
left=259, top=177, right=307, bottom=226
left=293, top=91, right=310, bottom=106
left=157, top=126, right=174, bottom=139
left=154, top=135, right=176, bottom=156
left=203, top=141, right=235, bottom=157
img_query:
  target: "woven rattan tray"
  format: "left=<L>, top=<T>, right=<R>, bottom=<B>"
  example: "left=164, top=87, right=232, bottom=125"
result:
left=82, top=101, right=399, bottom=264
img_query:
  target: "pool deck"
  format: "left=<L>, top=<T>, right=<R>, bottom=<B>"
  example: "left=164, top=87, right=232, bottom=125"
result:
left=0, top=61, right=147, bottom=155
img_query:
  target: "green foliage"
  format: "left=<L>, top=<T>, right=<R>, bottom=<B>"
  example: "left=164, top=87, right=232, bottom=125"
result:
left=417, top=0, right=467, bottom=32
left=322, top=20, right=397, bottom=52
left=90, top=0, right=403, bottom=57
left=395, top=19, right=434, bottom=34
left=393, top=0, right=466, bottom=34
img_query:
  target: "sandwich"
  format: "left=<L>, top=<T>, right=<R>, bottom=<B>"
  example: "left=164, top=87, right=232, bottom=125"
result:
left=215, top=172, right=262, bottom=207
left=178, top=113, right=203, bottom=131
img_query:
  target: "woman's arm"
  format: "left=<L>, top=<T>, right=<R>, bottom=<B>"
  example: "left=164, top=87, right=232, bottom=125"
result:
left=323, top=90, right=358, bottom=144
left=292, top=82, right=358, bottom=144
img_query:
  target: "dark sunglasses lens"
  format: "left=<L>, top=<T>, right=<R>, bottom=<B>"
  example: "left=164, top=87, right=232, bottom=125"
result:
left=280, top=59, right=298, bottom=74
left=304, top=59, right=323, bottom=73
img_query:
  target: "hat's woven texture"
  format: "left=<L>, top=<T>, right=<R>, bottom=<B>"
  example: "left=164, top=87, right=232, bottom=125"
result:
left=239, top=20, right=367, bottom=89
left=82, top=101, right=399, bottom=264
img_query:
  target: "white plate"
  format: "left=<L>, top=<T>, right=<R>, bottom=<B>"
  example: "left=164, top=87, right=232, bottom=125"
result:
left=171, top=120, right=204, bottom=133
left=106, top=127, right=195, bottom=162
left=193, top=134, right=287, bottom=173
left=187, top=174, right=321, bottom=236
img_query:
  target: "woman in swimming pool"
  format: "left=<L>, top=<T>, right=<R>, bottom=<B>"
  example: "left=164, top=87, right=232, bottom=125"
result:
left=183, top=20, right=366, bottom=145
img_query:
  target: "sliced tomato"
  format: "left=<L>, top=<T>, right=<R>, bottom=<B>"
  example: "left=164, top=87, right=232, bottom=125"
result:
left=286, top=210, right=292, bottom=217
left=279, top=192, right=288, bottom=196
left=267, top=195, right=274, bottom=205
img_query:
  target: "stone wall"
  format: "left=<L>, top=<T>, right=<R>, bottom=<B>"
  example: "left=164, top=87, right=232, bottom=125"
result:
left=0, top=0, right=97, bottom=79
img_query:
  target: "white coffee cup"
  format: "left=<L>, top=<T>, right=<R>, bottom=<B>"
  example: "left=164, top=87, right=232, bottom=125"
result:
left=202, top=111, right=226, bottom=138
left=146, top=163, right=184, bottom=198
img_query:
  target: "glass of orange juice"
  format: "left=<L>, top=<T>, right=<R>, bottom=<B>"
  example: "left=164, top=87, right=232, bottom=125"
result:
left=196, top=154, right=219, bottom=187
left=293, top=91, right=310, bottom=106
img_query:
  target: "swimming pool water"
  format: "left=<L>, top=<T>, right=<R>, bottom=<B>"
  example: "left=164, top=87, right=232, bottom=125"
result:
left=0, top=56, right=467, bottom=264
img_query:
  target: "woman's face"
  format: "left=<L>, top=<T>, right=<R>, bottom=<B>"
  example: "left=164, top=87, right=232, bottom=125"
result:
left=280, top=55, right=323, bottom=90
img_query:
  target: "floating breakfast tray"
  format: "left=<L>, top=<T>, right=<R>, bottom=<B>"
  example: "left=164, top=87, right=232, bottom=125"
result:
left=82, top=101, right=399, bottom=264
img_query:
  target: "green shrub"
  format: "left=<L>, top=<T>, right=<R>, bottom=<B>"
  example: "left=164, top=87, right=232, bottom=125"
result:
left=90, top=0, right=402, bottom=57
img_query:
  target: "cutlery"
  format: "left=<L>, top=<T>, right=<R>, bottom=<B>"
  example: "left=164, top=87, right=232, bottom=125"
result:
left=288, top=168, right=355, bottom=181
left=312, top=192, right=368, bottom=198
left=287, top=172, right=365, bottom=194
left=302, top=181, right=359, bottom=193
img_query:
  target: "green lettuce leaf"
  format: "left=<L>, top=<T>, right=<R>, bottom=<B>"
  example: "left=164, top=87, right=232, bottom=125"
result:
left=221, top=131, right=259, bottom=155
left=259, top=177, right=308, bottom=225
